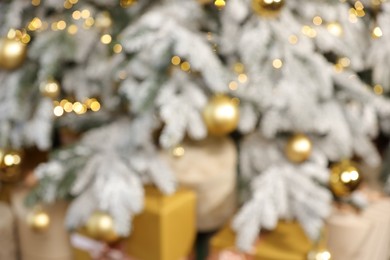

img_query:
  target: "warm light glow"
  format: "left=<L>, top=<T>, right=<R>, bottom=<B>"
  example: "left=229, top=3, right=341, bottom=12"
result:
left=338, top=57, right=351, bottom=68
left=233, top=63, right=245, bottom=74
left=35, top=212, right=50, bottom=227
left=214, top=0, right=226, bottom=9
left=67, top=24, right=78, bottom=34
left=53, top=106, right=64, bottom=117
left=113, top=44, right=122, bottom=53
left=372, top=26, right=383, bottom=38
left=63, top=102, right=73, bottom=113
left=31, top=0, right=41, bottom=6
left=171, top=56, right=181, bottom=66
left=4, top=154, right=15, bottom=166
left=81, top=9, right=91, bottom=19
left=101, top=34, right=112, bottom=44
left=72, top=10, right=82, bottom=20
left=327, top=22, right=343, bottom=37
left=28, top=17, right=43, bottom=31
left=313, top=16, right=323, bottom=25
left=57, top=20, right=67, bottom=30
left=272, top=59, right=283, bottom=69
left=181, top=61, right=191, bottom=72
left=288, top=34, right=298, bottom=44
left=238, top=74, right=248, bottom=83
left=172, top=146, right=185, bottom=158
left=302, top=25, right=317, bottom=38
left=374, top=84, right=384, bottom=95
left=84, top=17, right=95, bottom=27
left=90, top=101, right=101, bottom=112
left=229, top=81, right=238, bottom=91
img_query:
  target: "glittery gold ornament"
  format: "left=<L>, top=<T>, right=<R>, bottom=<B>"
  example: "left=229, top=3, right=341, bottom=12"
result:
left=203, top=95, right=239, bottom=136
left=285, top=134, right=312, bottom=163
left=252, top=0, right=285, bottom=17
left=329, top=160, right=362, bottom=198
left=40, top=79, right=60, bottom=99
left=0, top=37, right=28, bottom=70
left=0, top=148, right=23, bottom=182
left=120, top=0, right=136, bottom=8
left=307, top=249, right=332, bottom=260
left=86, top=212, right=119, bottom=243
left=27, top=209, right=51, bottom=232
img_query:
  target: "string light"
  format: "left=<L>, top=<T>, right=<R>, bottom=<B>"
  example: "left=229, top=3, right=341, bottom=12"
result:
left=113, top=44, right=123, bottom=54
left=171, top=56, right=181, bottom=66
left=302, top=25, right=317, bottom=38
left=233, top=63, right=245, bottom=74
left=327, top=22, right=343, bottom=37
left=238, top=74, right=248, bottom=83
left=67, top=24, right=78, bottom=35
left=214, top=0, right=226, bottom=9
left=72, top=11, right=82, bottom=20
left=81, top=9, right=91, bottom=19
left=288, top=34, right=299, bottom=44
left=101, top=34, right=112, bottom=44
left=313, top=16, right=323, bottom=26
left=372, top=26, right=383, bottom=38
left=229, top=81, right=238, bottom=91
left=54, top=98, right=101, bottom=117
left=272, top=59, right=283, bottom=69
left=374, top=84, right=384, bottom=95
left=28, top=17, right=43, bottom=31
left=31, top=0, right=41, bottom=6
left=180, top=61, right=191, bottom=72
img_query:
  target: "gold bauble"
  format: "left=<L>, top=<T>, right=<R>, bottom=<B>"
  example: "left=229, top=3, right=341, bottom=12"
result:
left=0, top=37, right=27, bottom=70
left=329, top=160, right=362, bottom=198
left=307, top=249, right=332, bottom=260
left=27, top=209, right=51, bottom=232
left=86, top=212, right=119, bottom=243
left=252, top=0, right=285, bottom=17
left=203, top=95, right=239, bottom=136
left=120, top=0, right=136, bottom=8
left=40, top=79, right=60, bottom=99
left=0, top=148, right=23, bottom=182
left=285, top=134, right=312, bottom=163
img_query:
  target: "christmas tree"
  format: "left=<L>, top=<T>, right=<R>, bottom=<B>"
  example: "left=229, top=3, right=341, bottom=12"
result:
left=1, top=0, right=390, bottom=257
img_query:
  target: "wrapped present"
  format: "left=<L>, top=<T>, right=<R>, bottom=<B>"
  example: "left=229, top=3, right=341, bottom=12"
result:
left=11, top=188, right=73, bottom=260
left=327, top=199, right=390, bottom=260
left=73, top=186, right=196, bottom=260
left=161, top=137, right=237, bottom=232
left=0, top=202, right=17, bottom=260
left=208, top=221, right=313, bottom=260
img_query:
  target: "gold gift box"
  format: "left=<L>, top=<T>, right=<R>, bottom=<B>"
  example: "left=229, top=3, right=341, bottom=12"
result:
left=209, top=221, right=313, bottom=260
left=74, top=186, right=197, bottom=260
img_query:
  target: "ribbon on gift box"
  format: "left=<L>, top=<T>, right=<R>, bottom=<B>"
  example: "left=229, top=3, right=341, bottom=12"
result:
left=71, top=233, right=133, bottom=260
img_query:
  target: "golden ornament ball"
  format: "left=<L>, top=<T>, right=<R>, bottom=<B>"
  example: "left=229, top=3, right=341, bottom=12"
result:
left=40, top=79, right=60, bottom=99
left=27, top=209, right=51, bottom=232
left=86, top=212, right=119, bottom=243
left=0, top=37, right=27, bottom=70
left=120, top=0, right=137, bottom=8
left=285, top=134, right=312, bottom=163
left=329, top=160, right=362, bottom=198
left=0, top=148, right=23, bottom=182
left=307, top=249, right=332, bottom=260
left=252, top=0, right=285, bottom=17
left=203, top=95, right=240, bottom=136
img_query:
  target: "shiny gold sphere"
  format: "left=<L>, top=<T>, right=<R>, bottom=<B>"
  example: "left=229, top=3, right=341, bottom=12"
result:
left=0, top=148, right=23, bottom=182
left=40, top=79, right=60, bottom=99
left=0, top=37, right=27, bottom=70
left=27, top=209, right=51, bottom=232
left=120, top=0, right=137, bottom=8
left=252, top=0, right=285, bottom=17
left=203, top=95, right=240, bottom=136
left=307, top=249, right=332, bottom=260
left=285, top=134, right=312, bottom=163
left=330, top=160, right=362, bottom=198
left=86, top=212, right=119, bottom=243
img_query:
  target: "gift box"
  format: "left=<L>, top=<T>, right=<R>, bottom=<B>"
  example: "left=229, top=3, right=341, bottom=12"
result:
left=11, top=188, right=73, bottom=260
left=327, top=199, right=390, bottom=260
left=0, top=202, right=17, bottom=260
left=208, top=221, right=313, bottom=260
left=161, top=137, right=237, bottom=232
left=73, top=186, right=196, bottom=260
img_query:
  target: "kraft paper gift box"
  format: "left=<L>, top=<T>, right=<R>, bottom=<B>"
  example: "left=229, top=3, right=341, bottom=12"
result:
left=208, top=221, right=313, bottom=260
left=73, top=186, right=197, bottom=260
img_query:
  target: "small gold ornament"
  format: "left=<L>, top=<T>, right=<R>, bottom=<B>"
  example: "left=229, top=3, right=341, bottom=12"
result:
left=0, top=148, right=23, bottom=182
left=203, top=95, right=239, bottom=136
left=0, top=37, right=28, bottom=70
left=40, top=79, right=60, bottom=99
left=329, top=160, right=362, bottom=198
left=252, top=0, right=285, bottom=17
left=120, top=0, right=136, bottom=8
left=86, top=211, right=119, bottom=243
left=285, top=134, right=312, bottom=163
left=307, top=249, right=332, bottom=260
left=27, top=209, right=51, bottom=232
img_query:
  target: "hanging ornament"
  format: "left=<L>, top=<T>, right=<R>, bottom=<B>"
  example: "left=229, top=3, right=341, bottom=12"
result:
left=0, top=148, right=23, bottom=182
left=203, top=94, right=240, bottom=136
left=120, top=0, right=136, bottom=8
left=86, top=211, right=119, bottom=243
left=0, top=37, right=28, bottom=70
left=329, top=160, right=362, bottom=198
left=307, top=249, right=332, bottom=260
left=285, top=133, right=312, bottom=163
left=40, top=79, right=60, bottom=99
left=252, top=0, right=285, bottom=17
left=27, top=208, right=51, bottom=232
